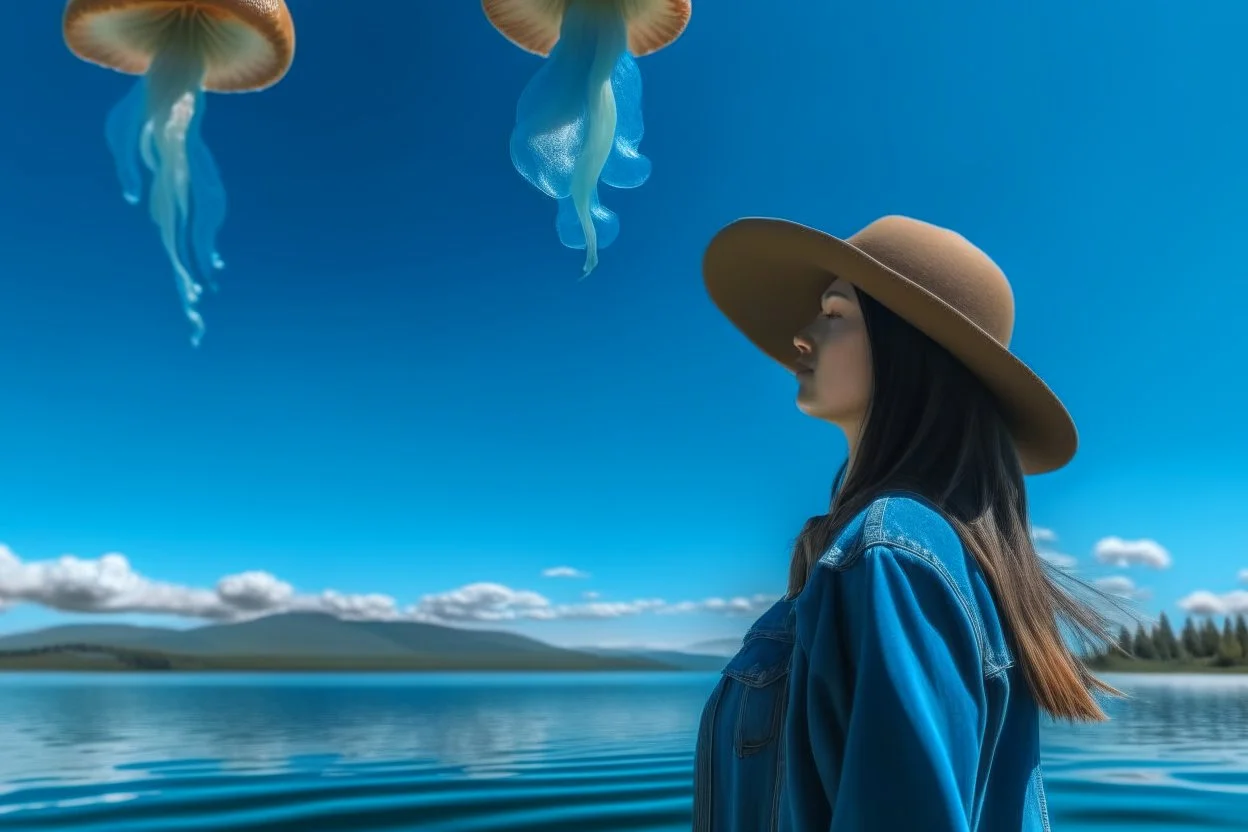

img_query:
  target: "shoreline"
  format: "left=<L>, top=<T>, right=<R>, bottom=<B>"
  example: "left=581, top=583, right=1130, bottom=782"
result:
left=1088, top=658, right=1248, bottom=674
left=0, top=643, right=699, bottom=673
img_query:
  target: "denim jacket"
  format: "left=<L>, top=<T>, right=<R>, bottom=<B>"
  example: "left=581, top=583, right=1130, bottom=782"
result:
left=692, top=493, right=1052, bottom=831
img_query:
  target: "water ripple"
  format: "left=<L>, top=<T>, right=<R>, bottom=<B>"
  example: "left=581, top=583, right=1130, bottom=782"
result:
left=0, top=671, right=1246, bottom=830
left=0, top=747, right=693, bottom=831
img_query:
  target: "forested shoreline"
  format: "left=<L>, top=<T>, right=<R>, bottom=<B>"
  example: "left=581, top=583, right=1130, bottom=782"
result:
left=1087, top=612, right=1248, bottom=671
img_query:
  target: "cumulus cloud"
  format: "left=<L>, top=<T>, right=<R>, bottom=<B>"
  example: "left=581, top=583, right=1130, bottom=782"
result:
left=403, top=584, right=776, bottom=623
left=0, top=546, right=225, bottom=618
left=0, top=545, right=399, bottom=622
left=1093, top=537, right=1171, bottom=569
left=542, top=566, right=589, bottom=579
left=407, top=582, right=559, bottom=622
left=657, top=594, right=778, bottom=617
left=215, top=571, right=295, bottom=612
left=1029, top=526, right=1075, bottom=570
left=1178, top=590, right=1248, bottom=617
left=582, top=590, right=600, bottom=600
left=1239, top=569, right=1248, bottom=584
left=1031, top=527, right=1057, bottom=544
left=1093, top=575, right=1149, bottom=600
left=1039, top=551, right=1078, bottom=570
left=0, top=544, right=776, bottom=626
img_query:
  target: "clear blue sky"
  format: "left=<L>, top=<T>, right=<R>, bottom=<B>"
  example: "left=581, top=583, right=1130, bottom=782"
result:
left=0, top=1, right=1245, bottom=650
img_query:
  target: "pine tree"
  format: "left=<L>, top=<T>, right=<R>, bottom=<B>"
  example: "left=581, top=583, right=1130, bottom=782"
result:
left=1117, top=625, right=1134, bottom=657
left=1236, top=614, right=1248, bottom=659
left=1219, top=617, right=1244, bottom=663
left=1181, top=617, right=1201, bottom=659
left=1153, top=612, right=1178, bottom=660
left=1133, top=624, right=1157, bottom=660
left=1201, top=618, right=1221, bottom=658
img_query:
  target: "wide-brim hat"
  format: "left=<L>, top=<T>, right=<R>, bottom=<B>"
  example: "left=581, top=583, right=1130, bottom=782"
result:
left=702, top=215, right=1076, bottom=475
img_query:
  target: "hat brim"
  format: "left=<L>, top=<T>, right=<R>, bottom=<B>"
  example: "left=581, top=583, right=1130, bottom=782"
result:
left=702, top=217, right=1077, bottom=475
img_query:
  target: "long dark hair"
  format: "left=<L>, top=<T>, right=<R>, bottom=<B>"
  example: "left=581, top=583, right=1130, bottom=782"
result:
left=787, top=288, right=1126, bottom=723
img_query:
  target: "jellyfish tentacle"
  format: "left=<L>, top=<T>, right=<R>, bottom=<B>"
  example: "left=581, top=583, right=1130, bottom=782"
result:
left=569, top=5, right=628, bottom=277
left=508, top=2, right=639, bottom=275
left=569, top=15, right=624, bottom=276
left=142, top=42, right=211, bottom=345
left=599, top=51, right=650, bottom=190
left=101, top=19, right=231, bottom=347
left=185, top=93, right=227, bottom=293
left=105, top=79, right=148, bottom=205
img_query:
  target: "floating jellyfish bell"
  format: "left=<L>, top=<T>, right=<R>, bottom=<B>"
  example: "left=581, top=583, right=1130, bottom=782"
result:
left=63, top=0, right=295, bottom=345
left=483, top=0, right=692, bottom=277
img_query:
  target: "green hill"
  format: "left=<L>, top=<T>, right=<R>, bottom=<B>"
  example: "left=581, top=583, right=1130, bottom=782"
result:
left=0, top=612, right=709, bottom=672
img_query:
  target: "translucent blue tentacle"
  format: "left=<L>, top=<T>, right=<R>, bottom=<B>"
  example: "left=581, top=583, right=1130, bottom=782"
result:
left=600, top=52, right=650, bottom=190
left=184, top=94, right=227, bottom=291
left=105, top=79, right=147, bottom=206
left=508, top=2, right=652, bottom=276
left=102, top=47, right=229, bottom=345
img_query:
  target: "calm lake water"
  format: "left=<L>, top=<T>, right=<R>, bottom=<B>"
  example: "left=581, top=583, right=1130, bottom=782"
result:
left=0, top=672, right=1244, bottom=830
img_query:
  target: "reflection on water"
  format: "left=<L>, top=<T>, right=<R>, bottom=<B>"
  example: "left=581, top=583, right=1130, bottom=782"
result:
left=1039, top=674, right=1248, bottom=830
left=0, top=671, right=1245, bottom=830
left=0, top=673, right=703, bottom=781
left=1050, top=673, right=1248, bottom=760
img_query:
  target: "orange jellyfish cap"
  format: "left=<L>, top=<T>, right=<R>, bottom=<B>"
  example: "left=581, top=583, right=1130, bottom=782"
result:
left=483, top=0, right=691, bottom=58
left=63, top=0, right=296, bottom=92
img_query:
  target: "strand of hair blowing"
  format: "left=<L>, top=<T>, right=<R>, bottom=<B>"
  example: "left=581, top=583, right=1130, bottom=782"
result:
left=786, top=291, right=1131, bottom=723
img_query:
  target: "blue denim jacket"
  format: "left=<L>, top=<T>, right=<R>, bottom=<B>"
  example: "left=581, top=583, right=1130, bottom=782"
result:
left=693, top=493, right=1052, bottom=831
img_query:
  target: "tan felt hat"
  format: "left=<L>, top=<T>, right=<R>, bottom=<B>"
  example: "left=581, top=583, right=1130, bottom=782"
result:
left=702, top=215, right=1077, bottom=474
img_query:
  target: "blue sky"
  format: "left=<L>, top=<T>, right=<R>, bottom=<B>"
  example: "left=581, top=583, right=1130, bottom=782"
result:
left=0, top=1, right=1245, bottom=651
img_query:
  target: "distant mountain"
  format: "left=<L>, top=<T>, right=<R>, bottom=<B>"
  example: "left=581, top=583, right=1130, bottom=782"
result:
left=684, top=637, right=744, bottom=657
left=0, top=622, right=180, bottom=650
left=577, top=647, right=729, bottom=671
left=0, top=612, right=681, bottom=672
left=0, top=612, right=562, bottom=657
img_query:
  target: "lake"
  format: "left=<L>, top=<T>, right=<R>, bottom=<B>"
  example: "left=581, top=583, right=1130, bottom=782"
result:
left=0, top=672, right=1244, bottom=830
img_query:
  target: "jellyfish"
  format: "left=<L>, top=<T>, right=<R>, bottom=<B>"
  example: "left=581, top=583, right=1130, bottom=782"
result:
left=63, top=1, right=295, bottom=346
left=483, top=0, right=691, bottom=277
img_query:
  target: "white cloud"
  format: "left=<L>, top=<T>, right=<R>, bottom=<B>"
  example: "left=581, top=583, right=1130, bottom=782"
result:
left=0, top=544, right=776, bottom=627
left=405, top=583, right=750, bottom=623
left=1093, top=575, right=1148, bottom=600
left=1093, top=537, right=1171, bottom=569
left=0, top=546, right=224, bottom=618
left=582, top=590, right=600, bottom=600
left=657, top=594, right=778, bottom=617
left=307, top=590, right=400, bottom=620
left=1038, top=551, right=1077, bottom=570
left=1029, top=527, right=1074, bottom=570
left=1031, top=527, right=1057, bottom=544
left=1238, top=569, right=1248, bottom=584
left=407, top=582, right=557, bottom=622
left=0, top=545, right=398, bottom=622
left=1178, top=590, right=1248, bottom=616
left=542, top=566, right=589, bottom=579
left=216, top=571, right=295, bottom=612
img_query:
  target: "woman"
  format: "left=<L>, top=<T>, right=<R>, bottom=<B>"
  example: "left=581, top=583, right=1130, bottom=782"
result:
left=692, top=215, right=1123, bottom=831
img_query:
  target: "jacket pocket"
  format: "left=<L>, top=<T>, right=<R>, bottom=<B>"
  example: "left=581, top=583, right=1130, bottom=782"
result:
left=722, top=632, right=793, bottom=757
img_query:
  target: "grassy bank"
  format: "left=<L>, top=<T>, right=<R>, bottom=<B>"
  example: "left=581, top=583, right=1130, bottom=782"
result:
left=1087, top=655, right=1248, bottom=674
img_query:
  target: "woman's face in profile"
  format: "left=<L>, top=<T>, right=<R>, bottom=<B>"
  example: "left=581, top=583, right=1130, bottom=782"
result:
left=793, top=277, right=873, bottom=434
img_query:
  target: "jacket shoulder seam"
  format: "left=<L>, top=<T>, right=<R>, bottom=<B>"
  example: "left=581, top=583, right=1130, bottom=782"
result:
left=822, top=536, right=1005, bottom=678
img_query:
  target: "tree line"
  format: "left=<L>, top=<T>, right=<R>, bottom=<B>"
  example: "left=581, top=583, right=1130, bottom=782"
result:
left=1088, top=612, right=1248, bottom=668
left=0, top=642, right=172, bottom=670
